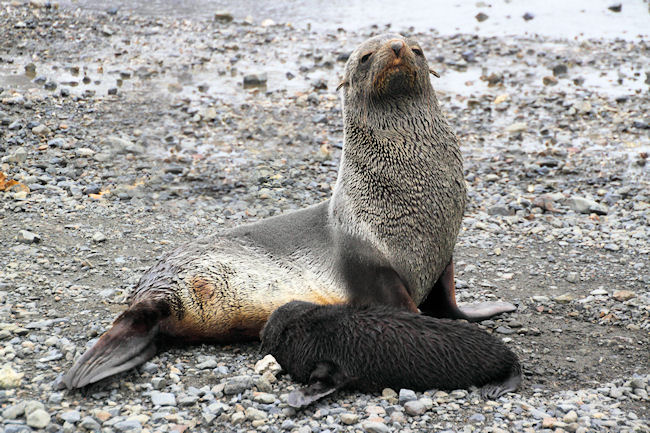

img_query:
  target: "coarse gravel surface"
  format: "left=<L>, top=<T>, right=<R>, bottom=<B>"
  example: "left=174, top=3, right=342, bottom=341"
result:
left=0, top=2, right=648, bottom=433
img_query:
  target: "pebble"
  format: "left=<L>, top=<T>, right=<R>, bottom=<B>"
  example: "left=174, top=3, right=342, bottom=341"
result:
left=92, top=231, right=107, bottom=242
left=26, top=408, right=51, bottom=428
left=399, top=389, right=417, bottom=403
left=150, top=391, right=176, bottom=406
left=254, top=354, right=282, bottom=376
left=340, top=412, right=359, bottom=424
left=404, top=400, right=426, bottom=416
left=569, top=196, right=608, bottom=215
left=80, top=416, right=102, bottom=431
left=363, top=421, right=390, bottom=433
left=223, top=375, right=254, bottom=394
left=0, top=365, right=24, bottom=388
left=243, top=73, right=268, bottom=87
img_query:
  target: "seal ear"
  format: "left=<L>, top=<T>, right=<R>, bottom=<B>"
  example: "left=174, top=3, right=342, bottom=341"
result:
left=429, top=69, right=440, bottom=78
left=336, top=81, right=349, bottom=91
left=286, top=361, right=355, bottom=409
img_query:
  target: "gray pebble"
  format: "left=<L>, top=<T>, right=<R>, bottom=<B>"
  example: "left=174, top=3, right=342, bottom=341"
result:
left=363, top=421, right=390, bottom=433
left=223, top=375, right=254, bottom=394
left=399, top=388, right=417, bottom=403
left=150, top=391, right=176, bottom=406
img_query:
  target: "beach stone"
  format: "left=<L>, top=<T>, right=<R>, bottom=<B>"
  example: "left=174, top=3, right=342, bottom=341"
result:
left=254, top=354, right=282, bottom=376
left=223, top=376, right=254, bottom=394
left=3, top=401, right=26, bottom=419
left=60, top=410, right=82, bottom=423
left=79, top=416, right=102, bottom=431
left=404, top=400, right=426, bottom=416
left=612, top=290, right=635, bottom=301
left=363, top=421, right=390, bottom=433
left=17, top=230, right=40, bottom=244
left=150, top=391, right=176, bottom=406
left=340, top=413, right=359, bottom=424
left=0, top=365, right=24, bottom=388
left=399, top=389, right=417, bottom=403
left=26, top=409, right=51, bottom=428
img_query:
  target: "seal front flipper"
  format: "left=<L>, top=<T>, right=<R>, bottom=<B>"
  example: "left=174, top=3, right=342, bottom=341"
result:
left=63, top=300, right=168, bottom=389
left=419, top=257, right=516, bottom=321
left=287, top=361, right=355, bottom=409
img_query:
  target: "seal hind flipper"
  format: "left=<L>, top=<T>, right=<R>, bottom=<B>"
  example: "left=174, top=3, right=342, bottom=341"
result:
left=480, top=363, right=522, bottom=399
left=63, top=301, right=168, bottom=389
left=287, top=361, right=355, bottom=409
left=419, top=257, right=516, bottom=321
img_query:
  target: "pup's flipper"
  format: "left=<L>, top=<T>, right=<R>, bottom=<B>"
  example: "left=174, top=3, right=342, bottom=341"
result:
left=287, top=361, right=355, bottom=409
left=63, top=301, right=167, bottom=389
left=480, top=363, right=523, bottom=399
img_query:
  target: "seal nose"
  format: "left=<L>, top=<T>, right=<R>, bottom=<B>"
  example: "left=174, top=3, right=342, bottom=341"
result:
left=390, top=41, right=404, bottom=58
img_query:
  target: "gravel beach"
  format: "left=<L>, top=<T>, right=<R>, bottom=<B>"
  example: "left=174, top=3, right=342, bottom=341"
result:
left=0, top=1, right=648, bottom=432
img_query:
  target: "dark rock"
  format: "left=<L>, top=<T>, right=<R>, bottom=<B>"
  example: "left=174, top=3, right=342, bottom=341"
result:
left=523, top=12, right=535, bottom=21
left=608, top=3, right=622, bottom=12
left=475, top=12, right=489, bottom=22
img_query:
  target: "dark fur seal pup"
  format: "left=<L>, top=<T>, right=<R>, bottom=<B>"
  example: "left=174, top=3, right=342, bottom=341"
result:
left=63, top=34, right=515, bottom=389
left=261, top=301, right=522, bottom=408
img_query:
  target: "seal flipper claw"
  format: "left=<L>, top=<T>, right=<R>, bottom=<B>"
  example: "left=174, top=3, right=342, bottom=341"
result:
left=63, top=301, right=167, bottom=389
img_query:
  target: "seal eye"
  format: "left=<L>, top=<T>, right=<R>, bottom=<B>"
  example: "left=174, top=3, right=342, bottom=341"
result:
left=360, top=52, right=373, bottom=64
left=412, top=48, right=424, bottom=56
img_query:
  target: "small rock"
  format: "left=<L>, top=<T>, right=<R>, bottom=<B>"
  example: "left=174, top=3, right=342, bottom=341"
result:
left=27, top=409, right=51, bottom=429
left=475, top=12, right=489, bottom=22
left=114, top=419, right=142, bottom=432
left=223, top=375, right=254, bottom=394
left=522, top=12, right=535, bottom=21
left=260, top=18, right=275, bottom=27
left=404, top=400, right=426, bottom=416
left=469, top=413, right=486, bottom=423
left=32, top=124, right=51, bottom=136
left=506, top=122, right=527, bottom=133
left=568, top=196, right=608, bottom=215
left=553, top=293, right=574, bottom=303
left=3, top=402, right=26, bottom=419
left=552, top=64, right=568, bottom=77
left=566, top=272, right=579, bottom=283
left=245, top=407, right=267, bottom=421
left=243, top=73, right=267, bottom=88
left=0, top=365, right=24, bottom=388
left=60, top=410, right=82, bottom=423
left=612, top=290, right=635, bottom=301
left=399, top=389, right=417, bottom=403
left=543, top=76, right=558, bottom=86
left=608, top=3, right=622, bottom=12
left=254, top=354, right=282, bottom=376
left=564, top=410, right=578, bottom=423
left=150, top=391, right=176, bottom=406
left=214, top=10, right=233, bottom=22
left=17, top=230, right=40, bottom=244
left=80, top=416, right=102, bottom=431
left=92, top=232, right=106, bottom=243
left=363, top=421, right=390, bottom=433
left=340, top=413, right=360, bottom=424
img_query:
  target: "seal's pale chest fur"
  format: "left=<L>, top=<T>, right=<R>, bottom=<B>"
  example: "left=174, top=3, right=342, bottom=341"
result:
left=331, top=96, right=466, bottom=303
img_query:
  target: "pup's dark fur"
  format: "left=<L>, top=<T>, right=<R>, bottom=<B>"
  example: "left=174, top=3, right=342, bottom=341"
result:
left=261, top=301, right=522, bottom=408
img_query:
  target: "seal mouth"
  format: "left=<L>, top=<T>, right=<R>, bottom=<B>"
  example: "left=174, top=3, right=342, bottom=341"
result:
left=372, top=60, right=418, bottom=96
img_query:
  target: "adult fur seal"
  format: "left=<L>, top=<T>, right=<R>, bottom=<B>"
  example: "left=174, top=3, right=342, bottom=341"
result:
left=63, top=34, right=515, bottom=389
left=260, top=301, right=522, bottom=408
